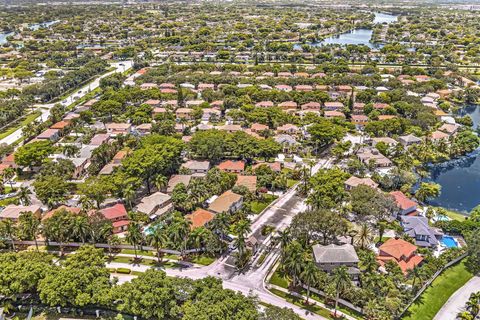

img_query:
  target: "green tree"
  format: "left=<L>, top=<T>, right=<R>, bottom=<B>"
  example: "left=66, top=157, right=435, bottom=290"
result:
left=307, top=168, right=350, bottom=209
left=331, top=266, right=351, bottom=318
left=415, top=182, right=441, bottom=203
left=126, top=221, right=144, bottom=259
left=18, top=211, right=41, bottom=250
left=33, top=175, right=70, bottom=209
left=0, top=219, right=18, bottom=250
left=14, top=140, right=54, bottom=169
left=300, top=261, right=320, bottom=303
left=465, top=229, right=480, bottom=274
left=147, top=226, right=168, bottom=263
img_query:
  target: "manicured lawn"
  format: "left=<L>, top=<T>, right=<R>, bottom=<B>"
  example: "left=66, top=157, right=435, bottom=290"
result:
left=251, top=195, right=278, bottom=214
left=268, top=288, right=334, bottom=319
left=439, top=207, right=468, bottom=222
left=269, top=270, right=289, bottom=289
left=110, top=256, right=181, bottom=268
left=190, top=254, right=215, bottom=266
left=120, top=248, right=155, bottom=257
left=287, top=179, right=299, bottom=188
left=0, top=111, right=41, bottom=140
left=403, top=260, right=473, bottom=320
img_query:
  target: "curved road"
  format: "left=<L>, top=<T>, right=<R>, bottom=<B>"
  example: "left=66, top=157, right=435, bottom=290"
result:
left=433, top=276, right=480, bottom=320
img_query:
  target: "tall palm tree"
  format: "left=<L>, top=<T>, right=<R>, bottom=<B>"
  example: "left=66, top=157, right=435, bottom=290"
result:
left=355, top=223, right=372, bottom=249
left=233, top=219, right=251, bottom=258
left=169, top=215, right=191, bottom=258
left=18, top=186, right=32, bottom=206
left=300, top=261, right=319, bottom=303
left=126, top=221, right=144, bottom=259
left=154, top=174, right=167, bottom=192
left=107, top=234, right=121, bottom=258
left=18, top=211, right=41, bottom=250
left=0, top=219, right=17, bottom=250
left=124, top=186, right=136, bottom=208
left=147, top=226, right=168, bottom=263
left=283, top=242, right=305, bottom=287
left=408, top=265, right=424, bottom=288
left=2, top=167, right=15, bottom=191
left=209, top=212, right=229, bottom=240
left=62, top=144, right=80, bottom=158
left=332, top=266, right=351, bottom=318
left=72, top=214, right=91, bottom=243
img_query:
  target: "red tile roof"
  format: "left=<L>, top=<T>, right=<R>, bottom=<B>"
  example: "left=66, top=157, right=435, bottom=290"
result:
left=185, top=208, right=216, bottom=229
left=101, top=203, right=128, bottom=221
left=390, top=191, right=417, bottom=211
left=217, top=160, right=245, bottom=172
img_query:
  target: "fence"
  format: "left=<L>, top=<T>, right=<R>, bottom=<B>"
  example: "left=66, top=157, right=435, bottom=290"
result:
left=10, top=240, right=203, bottom=255
left=397, top=253, right=468, bottom=319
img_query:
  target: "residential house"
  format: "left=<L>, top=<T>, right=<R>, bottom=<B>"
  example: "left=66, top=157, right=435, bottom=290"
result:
left=344, top=176, right=378, bottom=191
left=140, top=83, right=158, bottom=90
left=356, top=147, right=392, bottom=168
left=167, top=175, right=192, bottom=193
left=106, top=123, right=132, bottom=136
left=42, top=205, right=80, bottom=221
left=217, top=160, right=245, bottom=173
left=276, top=124, right=299, bottom=135
left=313, top=243, right=360, bottom=279
left=351, top=115, right=369, bottom=128
left=89, top=133, right=110, bottom=146
left=377, top=238, right=423, bottom=274
left=181, top=160, right=210, bottom=174
left=400, top=215, right=442, bottom=248
left=324, top=102, right=344, bottom=111
left=324, top=110, right=345, bottom=119
left=390, top=191, right=417, bottom=216
left=185, top=208, right=216, bottom=230
left=50, top=120, right=71, bottom=131
left=100, top=203, right=129, bottom=234
left=255, top=101, right=274, bottom=108
left=438, top=123, right=461, bottom=136
left=136, top=192, right=173, bottom=219
left=301, top=102, right=321, bottom=111
left=0, top=205, right=41, bottom=221
left=251, top=162, right=282, bottom=173
left=278, top=101, right=298, bottom=111
left=398, top=134, right=422, bottom=147
left=208, top=190, right=243, bottom=214
left=251, top=123, right=269, bottom=133
left=430, top=130, right=449, bottom=142
left=295, top=85, right=313, bottom=92
left=37, top=129, right=60, bottom=142
left=175, top=108, right=194, bottom=120
left=136, top=123, right=152, bottom=136
left=235, top=175, right=257, bottom=192
left=371, top=137, right=398, bottom=148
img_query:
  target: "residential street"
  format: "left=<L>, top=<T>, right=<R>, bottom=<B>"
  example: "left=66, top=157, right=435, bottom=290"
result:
left=433, top=276, right=480, bottom=320
left=0, top=60, right=133, bottom=146
left=108, top=158, right=334, bottom=320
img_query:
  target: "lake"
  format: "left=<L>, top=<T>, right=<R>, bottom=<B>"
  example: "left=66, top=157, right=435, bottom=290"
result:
left=294, top=12, right=398, bottom=49
left=426, top=105, right=480, bottom=213
left=0, top=32, right=14, bottom=45
left=29, top=20, right=60, bottom=31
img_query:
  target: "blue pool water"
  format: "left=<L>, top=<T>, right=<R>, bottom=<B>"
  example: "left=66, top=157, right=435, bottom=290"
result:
left=441, top=236, right=458, bottom=248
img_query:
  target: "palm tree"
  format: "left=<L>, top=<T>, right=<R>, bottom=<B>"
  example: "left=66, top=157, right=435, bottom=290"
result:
left=147, top=226, right=168, bottom=263
left=355, top=223, right=372, bottom=249
left=72, top=214, right=90, bottom=243
left=124, top=186, right=136, bottom=208
left=233, top=219, right=251, bottom=258
left=0, top=219, right=17, bottom=250
left=209, top=212, right=229, bottom=240
left=62, top=144, right=80, bottom=158
left=300, top=261, right=319, bottom=303
left=18, top=186, right=32, bottom=205
left=126, top=221, right=144, bottom=259
left=18, top=211, right=41, bottom=250
left=107, top=234, right=121, bottom=258
left=283, top=242, right=305, bottom=287
left=169, top=215, right=191, bottom=258
left=332, top=266, right=351, bottom=318
left=2, top=167, right=15, bottom=191
left=154, top=174, right=167, bottom=192
left=407, top=265, right=424, bottom=288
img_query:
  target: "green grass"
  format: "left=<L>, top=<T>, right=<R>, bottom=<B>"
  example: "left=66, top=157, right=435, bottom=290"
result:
left=251, top=195, right=278, bottom=214
left=268, top=288, right=334, bottom=319
left=436, top=207, right=468, bottom=222
left=402, top=260, right=474, bottom=320
left=110, top=256, right=182, bottom=269
left=287, top=179, right=299, bottom=188
left=190, top=254, right=215, bottom=266
left=120, top=249, right=155, bottom=257
left=0, top=111, right=41, bottom=139
left=269, top=270, right=289, bottom=289
left=0, top=197, right=18, bottom=206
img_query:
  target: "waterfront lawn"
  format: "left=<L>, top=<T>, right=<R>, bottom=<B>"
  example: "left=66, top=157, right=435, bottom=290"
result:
left=403, top=260, right=473, bottom=320
left=441, top=207, right=468, bottom=222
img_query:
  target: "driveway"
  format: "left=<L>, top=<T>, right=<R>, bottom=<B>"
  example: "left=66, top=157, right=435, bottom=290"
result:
left=433, top=276, right=480, bottom=320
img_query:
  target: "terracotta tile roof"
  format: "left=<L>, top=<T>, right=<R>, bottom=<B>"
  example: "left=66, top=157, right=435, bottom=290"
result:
left=101, top=204, right=128, bottom=221
left=235, top=175, right=257, bottom=192
left=217, top=160, right=245, bottom=172
left=185, top=208, right=216, bottom=229
left=390, top=191, right=417, bottom=211
left=50, top=120, right=71, bottom=130
left=379, top=238, right=417, bottom=261
left=43, top=205, right=81, bottom=221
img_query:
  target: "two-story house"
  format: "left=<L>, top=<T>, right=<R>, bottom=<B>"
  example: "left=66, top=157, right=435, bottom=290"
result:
left=400, top=215, right=442, bottom=248
left=312, top=243, right=360, bottom=280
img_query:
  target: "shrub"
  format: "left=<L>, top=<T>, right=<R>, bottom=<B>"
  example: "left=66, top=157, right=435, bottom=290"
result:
left=116, top=268, right=131, bottom=274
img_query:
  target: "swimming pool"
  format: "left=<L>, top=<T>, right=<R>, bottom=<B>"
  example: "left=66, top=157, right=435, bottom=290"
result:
left=441, top=236, right=458, bottom=248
